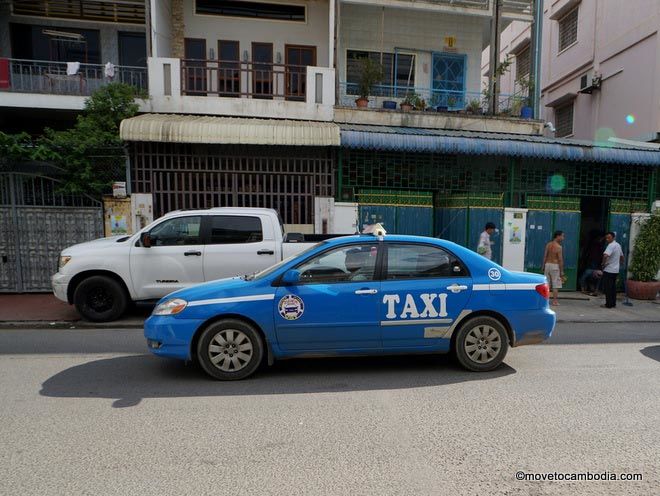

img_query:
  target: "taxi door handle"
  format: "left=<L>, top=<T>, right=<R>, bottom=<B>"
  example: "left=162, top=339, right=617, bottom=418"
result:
left=447, top=284, right=468, bottom=293
left=355, top=288, right=378, bottom=295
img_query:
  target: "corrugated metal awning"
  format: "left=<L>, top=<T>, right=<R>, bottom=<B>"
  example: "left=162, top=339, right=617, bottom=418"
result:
left=120, top=114, right=340, bottom=146
left=340, top=124, right=660, bottom=166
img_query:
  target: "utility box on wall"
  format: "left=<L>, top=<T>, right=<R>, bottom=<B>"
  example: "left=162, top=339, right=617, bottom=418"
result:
left=502, top=208, right=527, bottom=271
left=103, top=194, right=154, bottom=236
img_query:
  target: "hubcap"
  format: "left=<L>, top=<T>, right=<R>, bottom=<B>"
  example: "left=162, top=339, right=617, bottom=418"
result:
left=87, top=286, right=113, bottom=312
left=464, top=324, right=501, bottom=364
left=208, top=329, right=253, bottom=372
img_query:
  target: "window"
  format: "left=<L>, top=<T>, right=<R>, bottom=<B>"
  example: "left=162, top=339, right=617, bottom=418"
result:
left=208, top=216, right=263, bottom=244
left=558, top=7, right=578, bottom=52
left=295, top=244, right=379, bottom=284
left=554, top=102, right=574, bottom=137
left=149, top=217, right=202, bottom=246
left=218, top=40, right=240, bottom=96
left=10, top=23, right=101, bottom=64
left=385, top=244, right=468, bottom=280
left=196, top=0, right=305, bottom=22
left=346, top=50, right=415, bottom=96
left=515, top=45, right=530, bottom=81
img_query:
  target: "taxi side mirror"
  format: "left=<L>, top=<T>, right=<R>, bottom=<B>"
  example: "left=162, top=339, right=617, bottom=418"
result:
left=141, top=232, right=152, bottom=248
left=281, top=269, right=301, bottom=285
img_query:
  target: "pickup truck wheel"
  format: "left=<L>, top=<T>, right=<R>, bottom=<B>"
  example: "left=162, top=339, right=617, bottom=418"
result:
left=454, top=316, right=509, bottom=372
left=197, top=320, right=264, bottom=381
left=73, top=275, right=128, bottom=322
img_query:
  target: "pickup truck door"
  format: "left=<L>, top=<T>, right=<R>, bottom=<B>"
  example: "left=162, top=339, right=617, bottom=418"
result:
left=202, top=214, right=279, bottom=281
left=130, top=215, right=205, bottom=300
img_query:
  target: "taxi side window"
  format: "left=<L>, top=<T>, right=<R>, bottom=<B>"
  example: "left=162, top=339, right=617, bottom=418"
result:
left=386, top=244, right=468, bottom=280
left=149, top=216, right=202, bottom=246
left=208, top=216, right=263, bottom=244
left=295, top=244, right=379, bottom=284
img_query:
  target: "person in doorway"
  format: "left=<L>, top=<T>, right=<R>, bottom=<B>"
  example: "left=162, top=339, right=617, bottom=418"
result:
left=543, top=230, right=565, bottom=306
left=477, top=222, right=496, bottom=260
left=601, top=231, right=624, bottom=309
left=580, top=232, right=605, bottom=296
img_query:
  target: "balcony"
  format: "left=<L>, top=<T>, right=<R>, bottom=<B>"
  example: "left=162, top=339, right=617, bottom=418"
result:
left=181, top=59, right=309, bottom=101
left=335, top=82, right=541, bottom=134
left=0, top=58, right=148, bottom=97
left=145, top=57, right=335, bottom=121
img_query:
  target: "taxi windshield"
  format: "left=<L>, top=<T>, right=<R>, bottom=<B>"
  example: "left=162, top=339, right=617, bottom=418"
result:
left=246, top=242, right=323, bottom=281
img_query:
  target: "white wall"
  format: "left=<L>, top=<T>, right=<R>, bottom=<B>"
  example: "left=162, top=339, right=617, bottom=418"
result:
left=339, top=4, right=489, bottom=98
left=182, top=0, right=330, bottom=66
left=151, top=0, right=172, bottom=58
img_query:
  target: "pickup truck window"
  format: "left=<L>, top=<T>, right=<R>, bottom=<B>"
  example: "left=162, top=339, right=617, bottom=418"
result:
left=208, top=216, right=263, bottom=244
left=296, top=244, right=379, bottom=284
left=150, top=216, right=202, bottom=246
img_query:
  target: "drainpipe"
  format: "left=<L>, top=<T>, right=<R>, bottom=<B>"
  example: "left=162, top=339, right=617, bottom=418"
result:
left=488, top=0, right=501, bottom=115
left=529, top=0, right=543, bottom=119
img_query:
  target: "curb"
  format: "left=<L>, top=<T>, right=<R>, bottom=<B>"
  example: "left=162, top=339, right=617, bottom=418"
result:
left=0, top=321, right=144, bottom=330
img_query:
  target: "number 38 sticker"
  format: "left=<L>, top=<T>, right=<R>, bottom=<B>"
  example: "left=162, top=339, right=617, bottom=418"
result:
left=278, top=295, right=305, bottom=320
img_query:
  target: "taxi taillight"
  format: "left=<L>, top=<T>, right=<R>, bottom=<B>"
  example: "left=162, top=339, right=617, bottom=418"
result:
left=535, top=283, right=550, bottom=299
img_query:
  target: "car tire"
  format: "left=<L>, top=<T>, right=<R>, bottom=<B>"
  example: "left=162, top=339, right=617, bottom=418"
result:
left=73, top=275, right=128, bottom=322
left=454, top=316, right=509, bottom=372
left=197, top=319, right=264, bottom=381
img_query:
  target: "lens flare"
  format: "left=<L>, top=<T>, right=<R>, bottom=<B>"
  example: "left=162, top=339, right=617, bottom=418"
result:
left=546, top=174, right=566, bottom=193
left=626, top=114, right=636, bottom=125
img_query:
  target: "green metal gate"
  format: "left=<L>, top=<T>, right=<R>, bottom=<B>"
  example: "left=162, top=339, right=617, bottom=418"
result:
left=357, top=189, right=433, bottom=235
left=435, top=193, right=504, bottom=264
left=524, top=196, right=581, bottom=290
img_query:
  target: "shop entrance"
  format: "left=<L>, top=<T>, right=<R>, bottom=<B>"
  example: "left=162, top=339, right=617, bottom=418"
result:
left=578, top=197, right=608, bottom=291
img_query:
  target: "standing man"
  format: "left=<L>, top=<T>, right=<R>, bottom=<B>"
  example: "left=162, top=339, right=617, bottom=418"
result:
left=543, top=231, right=565, bottom=306
left=477, top=222, right=496, bottom=260
left=601, top=231, right=624, bottom=309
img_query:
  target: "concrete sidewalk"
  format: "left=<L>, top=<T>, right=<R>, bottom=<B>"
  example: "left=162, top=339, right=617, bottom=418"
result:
left=0, top=292, right=658, bottom=329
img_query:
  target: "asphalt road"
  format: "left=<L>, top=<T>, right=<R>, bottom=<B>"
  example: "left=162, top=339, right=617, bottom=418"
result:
left=1, top=323, right=659, bottom=496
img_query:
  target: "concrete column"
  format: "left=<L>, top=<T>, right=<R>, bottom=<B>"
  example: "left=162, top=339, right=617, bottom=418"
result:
left=171, top=0, right=185, bottom=59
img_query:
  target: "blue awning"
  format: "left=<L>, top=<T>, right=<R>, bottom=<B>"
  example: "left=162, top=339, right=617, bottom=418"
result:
left=340, top=125, right=660, bottom=166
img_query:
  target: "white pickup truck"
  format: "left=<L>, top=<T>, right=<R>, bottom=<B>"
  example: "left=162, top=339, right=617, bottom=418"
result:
left=52, top=207, right=330, bottom=322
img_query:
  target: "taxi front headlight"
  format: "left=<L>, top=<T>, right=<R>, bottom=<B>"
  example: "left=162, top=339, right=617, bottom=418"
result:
left=153, top=298, right=188, bottom=316
left=59, top=256, right=71, bottom=270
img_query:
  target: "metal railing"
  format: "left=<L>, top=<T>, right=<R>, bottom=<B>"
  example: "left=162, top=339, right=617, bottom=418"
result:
left=0, top=58, right=148, bottom=96
left=181, top=59, right=309, bottom=100
left=339, top=82, right=531, bottom=117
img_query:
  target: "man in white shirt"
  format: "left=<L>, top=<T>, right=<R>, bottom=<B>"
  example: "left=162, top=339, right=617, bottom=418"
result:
left=477, top=222, right=496, bottom=260
left=601, top=231, right=624, bottom=309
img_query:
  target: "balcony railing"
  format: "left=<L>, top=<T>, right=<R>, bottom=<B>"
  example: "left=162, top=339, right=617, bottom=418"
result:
left=339, top=82, right=531, bottom=117
left=0, top=58, right=148, bottom=96
left=181, top=59, right=309, bottom=101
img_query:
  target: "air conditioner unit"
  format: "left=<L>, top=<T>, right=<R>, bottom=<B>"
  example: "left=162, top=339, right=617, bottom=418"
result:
left=579, top=71, right=601, bottom=94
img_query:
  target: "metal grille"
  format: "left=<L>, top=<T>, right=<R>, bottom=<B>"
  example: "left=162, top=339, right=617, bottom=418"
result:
left=341, top=151, right=509, bottom=199
left=129, top=143, right=335, bottom=225
left=341, top=150, right=655, bottom=204
left=558, top=7, right=579, bottom=52
left=517, top=159, right=653, bottom=201
left=1, top=173, right=102, bottom=292
left=12, top=0, right=146, bottom=24
left=554, top=102, right=574, bottom=137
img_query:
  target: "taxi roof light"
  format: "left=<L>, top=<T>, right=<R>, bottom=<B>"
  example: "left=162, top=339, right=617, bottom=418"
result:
left=362, top=223, right=387, bottom=237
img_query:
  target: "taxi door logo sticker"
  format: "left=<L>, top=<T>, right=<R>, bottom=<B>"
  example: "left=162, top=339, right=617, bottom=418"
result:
left=278, top=295, right=305, bottom=320
left=488, top=268, right=501, bottom=281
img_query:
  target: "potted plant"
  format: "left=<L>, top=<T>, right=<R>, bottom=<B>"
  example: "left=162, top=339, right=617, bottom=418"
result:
left=355, top=58, right=383, bottom=108
left=627, top=212, right=660, bottom=299
left=517, top=75, right=535, bottom=119
left=466, top=99, right=482, bottom=115
left=400, top=92, right=417, bottom=111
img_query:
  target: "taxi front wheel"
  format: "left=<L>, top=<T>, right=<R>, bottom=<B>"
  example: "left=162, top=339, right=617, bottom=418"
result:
left=197, top=319, right=264, bottom=380
left=454, top=317, right=509, bottom=372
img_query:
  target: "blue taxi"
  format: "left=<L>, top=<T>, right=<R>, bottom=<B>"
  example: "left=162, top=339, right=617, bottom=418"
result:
left=145, top=235, right=556, bottom=380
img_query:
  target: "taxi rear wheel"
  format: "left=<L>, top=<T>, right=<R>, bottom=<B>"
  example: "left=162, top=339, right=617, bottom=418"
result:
left=197, top=319, right=264, bottom=380
left=454, top=316, right=508, bottom=372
